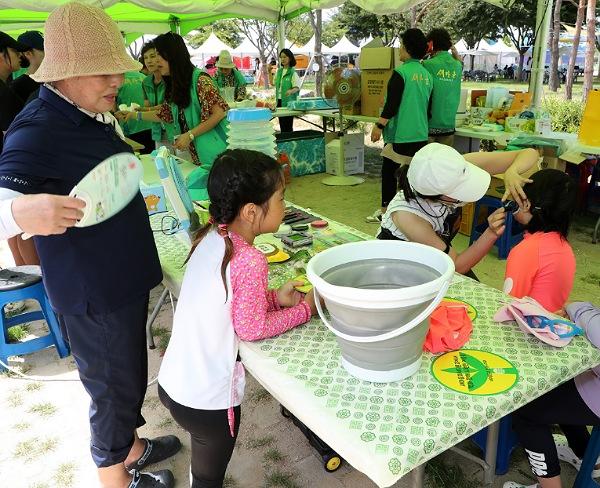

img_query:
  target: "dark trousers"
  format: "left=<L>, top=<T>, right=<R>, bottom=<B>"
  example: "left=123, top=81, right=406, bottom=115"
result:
left=276, top=99, right=294, bottom=132
left=57, top=294, right=150, bottom=467
left=381, top=141, right=427, bottom=208
left=512, top=379, right=600, bottom=478
left=158, top=385, right=240, bottom=488
left=128, top=129, right=154, bottom=154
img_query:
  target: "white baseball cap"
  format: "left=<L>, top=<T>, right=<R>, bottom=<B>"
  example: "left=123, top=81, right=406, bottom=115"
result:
left=408, top=143, right=491, bottom=202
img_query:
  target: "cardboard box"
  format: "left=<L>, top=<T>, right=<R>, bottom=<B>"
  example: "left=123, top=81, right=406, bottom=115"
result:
left=359, top=40, right=399, bottom=117
left=324, top=132, right=364, bottom=175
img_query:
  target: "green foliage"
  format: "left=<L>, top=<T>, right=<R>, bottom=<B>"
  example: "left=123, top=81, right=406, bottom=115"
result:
left=322, top=19, right=348, bottom=47
left=542, top=96, right=585, bottom=133
left=286, top=14, right=313, bottom=47
left=185, top=20, right=243, bottom=49
left=7, top=324, right=29, bottom=342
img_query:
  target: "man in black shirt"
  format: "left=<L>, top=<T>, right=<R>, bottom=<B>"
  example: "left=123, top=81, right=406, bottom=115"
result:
left=0, top=32, right=27, bottom=153
left=10, top=31, right=44, bottom=103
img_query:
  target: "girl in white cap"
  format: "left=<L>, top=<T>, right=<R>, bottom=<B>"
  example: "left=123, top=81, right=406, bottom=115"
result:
left=213, top=49, right=247, bottom=102
left=377, top=143, right=539, bottom=278
left=0, top=3, right=180, bottom=487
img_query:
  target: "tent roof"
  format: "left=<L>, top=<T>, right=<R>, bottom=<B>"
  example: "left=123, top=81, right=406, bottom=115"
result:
left=232, top=37, right=259, bottom=55
left=193, top=32, right=232, bottom=54
left=328, top=35, right=359, bottom=54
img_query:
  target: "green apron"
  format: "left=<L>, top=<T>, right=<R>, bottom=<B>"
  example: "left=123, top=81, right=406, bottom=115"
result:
left=383, top=59, right=433, bottom=144
left=214, top=68, right=246, bottom=100
left=423, top=52, right=463, bottom=131
left=142, top=74, right=175, bottom=142
left=170, top=68, right=228, bottom=169
left=275, top=67, right=299, bottom=107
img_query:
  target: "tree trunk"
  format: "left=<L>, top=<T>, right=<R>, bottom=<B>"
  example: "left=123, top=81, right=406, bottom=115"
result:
left=582, top=0, right=596, bottom=102
left=315, top=11, right=323, bottom=97
left=410, top=7, right=418, bottom=28
left=548, top=0, right=563, bottom=91
left=517, top=54, right=525, bottom=81
left=565, top=0, right=585, bottom=100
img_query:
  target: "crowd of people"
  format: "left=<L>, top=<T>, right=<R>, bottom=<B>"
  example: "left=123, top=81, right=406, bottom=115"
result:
left=0, top=3, right=598, bottom=488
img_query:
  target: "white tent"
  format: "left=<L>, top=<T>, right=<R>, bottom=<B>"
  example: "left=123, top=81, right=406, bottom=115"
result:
left=328, top=35, right=359, bottom=54
left=485, top=39, right=519, bottom=64
left=232, top=37, right=259, bottom=56
left=359, top=36, right=374, bottom=48
left=454, top=39, right=470, bottom=55
left=194, top=32, right=233, bottom=55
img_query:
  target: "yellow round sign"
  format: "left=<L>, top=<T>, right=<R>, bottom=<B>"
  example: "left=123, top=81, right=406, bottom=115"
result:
left=431, top=349, right=518, bottom=396
left=442, top=297, right=478, bottom=321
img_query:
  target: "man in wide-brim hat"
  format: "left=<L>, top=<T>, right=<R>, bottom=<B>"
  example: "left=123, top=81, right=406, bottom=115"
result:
left=0, top=3, right=181, bottom=487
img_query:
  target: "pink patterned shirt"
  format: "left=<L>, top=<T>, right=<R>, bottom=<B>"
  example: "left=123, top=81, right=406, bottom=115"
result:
left=229, top=232, right=311, bottom=339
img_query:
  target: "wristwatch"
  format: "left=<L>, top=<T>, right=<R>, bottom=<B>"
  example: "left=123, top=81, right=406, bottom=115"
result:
left=375, top=122, right=385, bottom=130
left=188, top=131, right=195, bottom=141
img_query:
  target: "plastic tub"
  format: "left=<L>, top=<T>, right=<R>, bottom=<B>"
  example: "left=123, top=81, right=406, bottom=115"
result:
left=306, top=240, right=454, bottom=382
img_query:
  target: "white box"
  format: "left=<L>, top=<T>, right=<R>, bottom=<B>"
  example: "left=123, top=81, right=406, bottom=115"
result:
left=325, top=133, right=365, bottom=175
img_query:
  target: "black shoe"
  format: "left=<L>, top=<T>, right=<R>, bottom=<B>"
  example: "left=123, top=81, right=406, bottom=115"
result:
left=128, top=470, right=175, bottom=488
left=126, top=436, right=182, bottom=472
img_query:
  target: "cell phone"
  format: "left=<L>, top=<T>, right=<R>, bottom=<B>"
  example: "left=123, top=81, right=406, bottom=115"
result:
left=503, top=200, right=520, bottom=214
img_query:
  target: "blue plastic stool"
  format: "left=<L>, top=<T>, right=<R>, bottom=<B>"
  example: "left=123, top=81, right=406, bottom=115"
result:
left=0, top=266, right=69, bottom=371
left=573, top=426, right=600, bottom=488
left=469, top=195, right=524, bottom=259
left=472, top=416, right=519, bottom=475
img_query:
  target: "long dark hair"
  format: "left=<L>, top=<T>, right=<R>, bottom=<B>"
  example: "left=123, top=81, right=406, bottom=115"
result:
left=189, top=149, right=284, bottom=297
left=523, top=169, right=576, bottom=239
left=153, top=32, right=194, bottom=108
left=279, top=48, right=296, bottom=67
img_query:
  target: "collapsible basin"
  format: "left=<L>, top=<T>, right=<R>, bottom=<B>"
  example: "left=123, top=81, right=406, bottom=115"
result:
left=306, top=241, right=454, bottom=382
left=227, top=108, right=276, bottom=157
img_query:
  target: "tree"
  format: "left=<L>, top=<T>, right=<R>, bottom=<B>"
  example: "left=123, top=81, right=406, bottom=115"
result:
left=185, top=20, right=242, bottom=49
left=309, top=10, right=324, bottom=96
left=286, top=13, right=313, bottom=47
left=549, top=0, right=564, bottom=91
left=565, top=0, right=586, bottom=100
left=582, top=0, right=597, bottom=101
left=321, top=18, right=347, bottom=47
left=237, top=19, right=278, bottom=88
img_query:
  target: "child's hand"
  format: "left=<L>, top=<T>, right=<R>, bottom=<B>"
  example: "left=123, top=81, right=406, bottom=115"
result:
left=303, top=289, right=324, bottom=316
left=487, top=207, right=506, bottom=237
left=277, top=281, right=303, bottom=307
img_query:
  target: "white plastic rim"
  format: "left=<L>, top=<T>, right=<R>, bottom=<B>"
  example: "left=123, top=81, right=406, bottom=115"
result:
left=306, top=240, right=455, bottom=310
left=341, top=356, right=421, bottom=382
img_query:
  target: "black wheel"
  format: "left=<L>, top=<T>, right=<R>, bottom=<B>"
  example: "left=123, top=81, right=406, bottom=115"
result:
left=323, top=453, right=342, bottom=472
left=280, top=405, right=291, bottom=418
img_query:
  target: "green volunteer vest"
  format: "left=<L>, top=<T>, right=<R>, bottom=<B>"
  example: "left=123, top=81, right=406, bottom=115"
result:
left=423, top=52, right=463, bottom=131
left=274, top=67, right=299, bottom=107
left=170, top=68, right=228, bottom=169
left=117, top=71, right=153, bottom=136
left=142, top=74, right=175, bottom=142
left=383, top=59, right=433, bottom=144
left=214, top=68, right=246, bottom=100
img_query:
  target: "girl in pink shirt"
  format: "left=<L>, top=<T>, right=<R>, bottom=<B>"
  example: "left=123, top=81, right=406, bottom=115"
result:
left=158, top=149, right=317, bottom=488
left=502, top=169, right=600, bottom=488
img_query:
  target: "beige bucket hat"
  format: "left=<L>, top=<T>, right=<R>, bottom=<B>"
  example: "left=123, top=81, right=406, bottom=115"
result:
left=32, top=2, right=141, bottom=83
left=215, top=50, right=236, bottom=69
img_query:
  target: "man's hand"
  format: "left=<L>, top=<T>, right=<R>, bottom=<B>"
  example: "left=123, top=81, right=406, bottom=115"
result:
left=12, top=194, right=85, bottom=236
left=370, top=126, right=382, bottom=143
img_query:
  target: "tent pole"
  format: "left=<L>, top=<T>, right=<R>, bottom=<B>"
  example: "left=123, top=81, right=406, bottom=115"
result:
left=529, top=0, right=553, bottom=108
left=278, top=16, right=285, bottom=53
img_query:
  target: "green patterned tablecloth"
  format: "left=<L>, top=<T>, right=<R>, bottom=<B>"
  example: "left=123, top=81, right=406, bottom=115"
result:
left=152, top=211, right=600, bottom=488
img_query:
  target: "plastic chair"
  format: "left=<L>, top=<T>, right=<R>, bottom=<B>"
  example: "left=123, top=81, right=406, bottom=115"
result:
left=0, top=266, right=69, bottom=371
left=472, top=415, right=519, bottom=475
left=469, top=195, right=524, bottom=259
left=573, top=426, right=600, bottom=488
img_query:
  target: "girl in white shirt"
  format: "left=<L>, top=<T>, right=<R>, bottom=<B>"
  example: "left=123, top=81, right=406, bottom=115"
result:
left=158, top=149, right=317, bottom=488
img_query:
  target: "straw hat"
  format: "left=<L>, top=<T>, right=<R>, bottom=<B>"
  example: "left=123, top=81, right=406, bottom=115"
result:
left=215, top=50, right=235, bottom=69
left=32, top=2, right=141, bottom=83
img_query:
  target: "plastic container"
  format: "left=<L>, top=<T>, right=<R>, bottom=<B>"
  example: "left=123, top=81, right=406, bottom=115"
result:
left=306, top=241, right=454, bottom=382
left=227, top=108, right=276, bottom=157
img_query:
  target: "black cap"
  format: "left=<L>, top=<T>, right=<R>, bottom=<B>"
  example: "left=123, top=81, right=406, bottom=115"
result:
left=0, top=31, right=28, bottom=52
left=17, top=31, right=44, bottom=51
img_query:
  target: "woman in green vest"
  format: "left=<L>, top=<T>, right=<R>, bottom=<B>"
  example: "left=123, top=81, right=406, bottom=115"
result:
left=367, top=29, right=432, bottom=223
left=213, top=49, right=247, bottom=103
left=128, top=33, right=228, bottom=169
left=274, top=49, right=300, bottom=132
left=139, top=41, right=174, bottom=149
